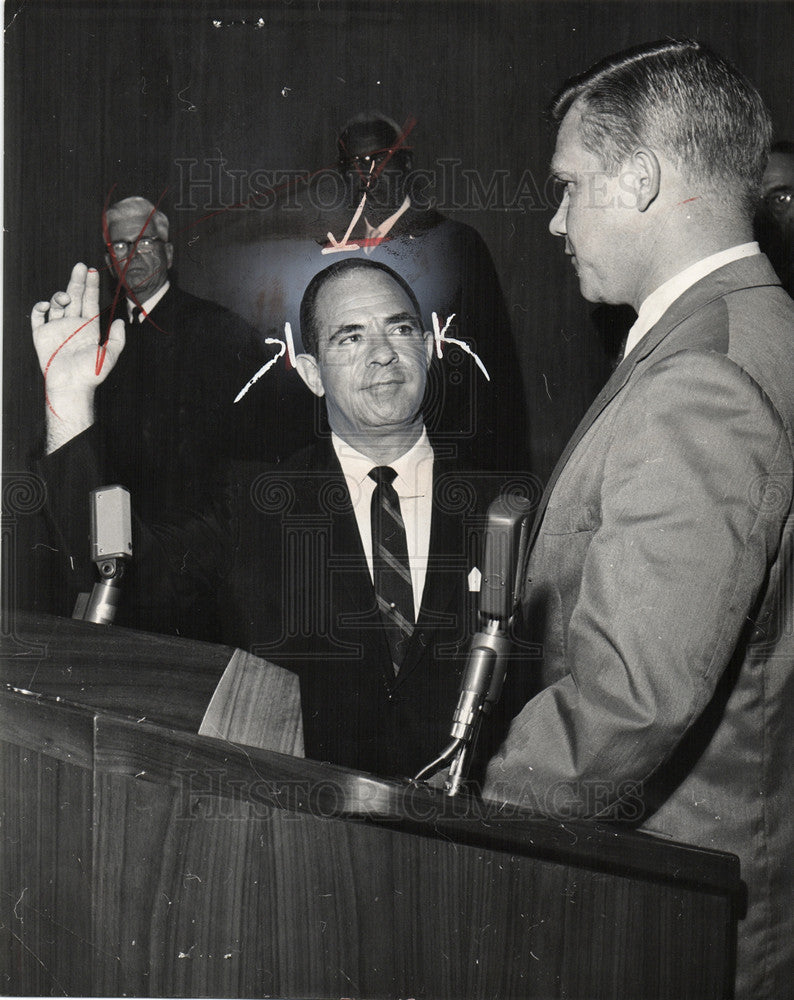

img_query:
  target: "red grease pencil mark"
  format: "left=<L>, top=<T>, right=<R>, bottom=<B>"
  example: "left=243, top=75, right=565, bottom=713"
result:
left=185, top=117, right=417, bottom=240
left=338, top=115, right=416, bottom=187
left=101, top=185, right=172, bottom=340
left=78, top=116, right=423, bottom=403
left=43, top=313, right=101, bottom=419
left=44, top=178, right=171, bottom=419
left=678, top=196, right=700, bottom=205
left=323, top=117, right=416, bottom=254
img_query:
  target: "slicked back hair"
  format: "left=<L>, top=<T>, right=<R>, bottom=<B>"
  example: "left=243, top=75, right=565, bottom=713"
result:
left=105, top=196, right=169, bottom=240
left=551, top=39, right=772, bottom=212
left=299, top=258, right=423, bottom=357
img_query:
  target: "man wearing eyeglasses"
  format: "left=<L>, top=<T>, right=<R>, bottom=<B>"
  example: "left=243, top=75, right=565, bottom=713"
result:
left=89, top=197, right=292, bottom=637
left=104, top=197, right=174, bottom=311
left=99, top=197, right=309, bottom=515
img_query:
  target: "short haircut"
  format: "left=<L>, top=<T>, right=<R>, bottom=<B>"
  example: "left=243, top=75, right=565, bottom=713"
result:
left=551, top=39, right=772, bottom=211
left=299, top=258, right=422, bottom=357
left=105, top=196, right=169, bottom=240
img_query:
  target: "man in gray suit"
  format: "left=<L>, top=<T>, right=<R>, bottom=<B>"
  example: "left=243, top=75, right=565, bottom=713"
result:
left=484, top=40, right=794, bottom=999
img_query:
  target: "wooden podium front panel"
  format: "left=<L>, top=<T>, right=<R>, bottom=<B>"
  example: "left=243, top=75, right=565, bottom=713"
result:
left=0, top=697, right=94, bottom=996
left=89, top=717, right=734, bottom=1000
left=2, top=615, right=740, bottom=999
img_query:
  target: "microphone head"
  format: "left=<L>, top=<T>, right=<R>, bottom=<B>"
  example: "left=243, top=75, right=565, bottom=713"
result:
left=480, top=493, right=532, bottom=620
left=90, top=485, right=132, bottom=563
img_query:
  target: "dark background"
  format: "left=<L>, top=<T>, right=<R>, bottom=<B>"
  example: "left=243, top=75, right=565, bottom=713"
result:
left=4, top=0, right=793, bottom=614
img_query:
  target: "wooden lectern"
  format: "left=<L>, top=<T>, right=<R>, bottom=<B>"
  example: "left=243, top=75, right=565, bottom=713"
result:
left=1, top=613, right=740, bottom=998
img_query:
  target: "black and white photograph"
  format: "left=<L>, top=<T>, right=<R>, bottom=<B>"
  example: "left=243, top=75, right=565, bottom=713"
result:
left=2, top=1, right=793, bottom=997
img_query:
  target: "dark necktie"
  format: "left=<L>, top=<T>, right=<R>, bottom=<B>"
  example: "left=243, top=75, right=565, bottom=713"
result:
left=130, top=306, right=142, bottom=325
left=369, top=466, right=415, bottom=674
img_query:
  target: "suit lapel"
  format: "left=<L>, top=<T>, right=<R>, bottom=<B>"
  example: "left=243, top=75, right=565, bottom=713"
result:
left=526, top=254, right=782, bottom=554
left=295, top=441, right=397, bottom=685
left=526, top=357, right=635, bottom=552
left=302, top=438, right=377, bottom=613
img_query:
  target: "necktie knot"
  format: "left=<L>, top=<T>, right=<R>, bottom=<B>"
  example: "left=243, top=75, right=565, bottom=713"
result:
left=130, top=306, right=142, bottom=325
left=369, top=465, right=398, bottom=488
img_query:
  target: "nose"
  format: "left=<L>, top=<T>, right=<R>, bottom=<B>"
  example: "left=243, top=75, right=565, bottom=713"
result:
left=367, top=326, right=399, bottom=365
left=549, top=191, right=568, bottom=237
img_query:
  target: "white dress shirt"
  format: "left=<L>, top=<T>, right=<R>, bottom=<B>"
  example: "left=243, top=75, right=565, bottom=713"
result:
left=126, top=280, right=170, bottom=322
left=332, top=429, right=434, bottom=619
left=623, top=243, right=760, bottom=359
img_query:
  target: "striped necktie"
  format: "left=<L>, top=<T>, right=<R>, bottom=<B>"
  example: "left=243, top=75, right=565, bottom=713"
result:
left=369, top=465, right=415, bottom=674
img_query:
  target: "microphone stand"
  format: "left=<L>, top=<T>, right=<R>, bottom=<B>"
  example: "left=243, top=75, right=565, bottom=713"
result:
left=74, top=555, right=128, bottom=625
left=413, top=618, right=512, bottom=794
left=72, top=485, right=132, bottom=625
left=413, top=492, right=532, bottom=796
left=444, top=619, right=513, bottom=795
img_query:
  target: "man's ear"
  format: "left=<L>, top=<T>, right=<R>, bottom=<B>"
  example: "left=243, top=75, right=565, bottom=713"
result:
left=423, top=329, right=435, bottom=366
left=164, top=242, right=175, bottom=269
left=628, top=147, right=661, bottom=212
left=294, top=353, right=326, bottom=398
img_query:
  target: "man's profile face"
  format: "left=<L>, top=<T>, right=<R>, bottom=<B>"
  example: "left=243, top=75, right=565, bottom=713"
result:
left=105, top=213, right=173, bottom=302
left=309, top=270, right=432, bottom=440
left=548, top=104, right=640, bottom=306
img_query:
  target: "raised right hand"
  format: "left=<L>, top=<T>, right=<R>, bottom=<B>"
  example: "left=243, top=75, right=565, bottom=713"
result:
left=31, top=263, right=125, bottom=452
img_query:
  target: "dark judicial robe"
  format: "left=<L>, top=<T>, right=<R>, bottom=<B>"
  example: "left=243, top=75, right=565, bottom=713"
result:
left=97, top=283, right=291, bottom=523
left=91, top=283, right=307, bottom=637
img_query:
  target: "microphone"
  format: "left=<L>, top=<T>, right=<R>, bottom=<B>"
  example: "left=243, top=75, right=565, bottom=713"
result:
left=72, top=485, right=132, bottom=625
left=413, top=492, right=532, bottom=792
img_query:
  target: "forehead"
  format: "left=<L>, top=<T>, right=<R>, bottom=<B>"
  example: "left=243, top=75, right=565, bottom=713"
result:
left=762, top=152, right=794, bottom=191
left=551, top=104, right=601, bottom=176
left=107, top=212, right=160, bottom=238
left=314, top=270, right=416, bottom=337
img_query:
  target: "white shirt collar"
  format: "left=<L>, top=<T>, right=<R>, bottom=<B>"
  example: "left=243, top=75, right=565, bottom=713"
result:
left=622, top=243, right=760, bottom=359
left=331, top=427, right=433, bottom=493
left=126, top=280, right=170, bottom=321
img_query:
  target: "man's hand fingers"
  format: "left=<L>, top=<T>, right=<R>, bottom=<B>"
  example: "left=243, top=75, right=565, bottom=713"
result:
left=105, top=318, right=126, bottom=365
left=63, top=263, right=89, bottom=318
left=47, top=290, right=71, bottom=321
left=30, top=301, right=50, bottom=332
left=83, top=267, right=101, bottom=322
